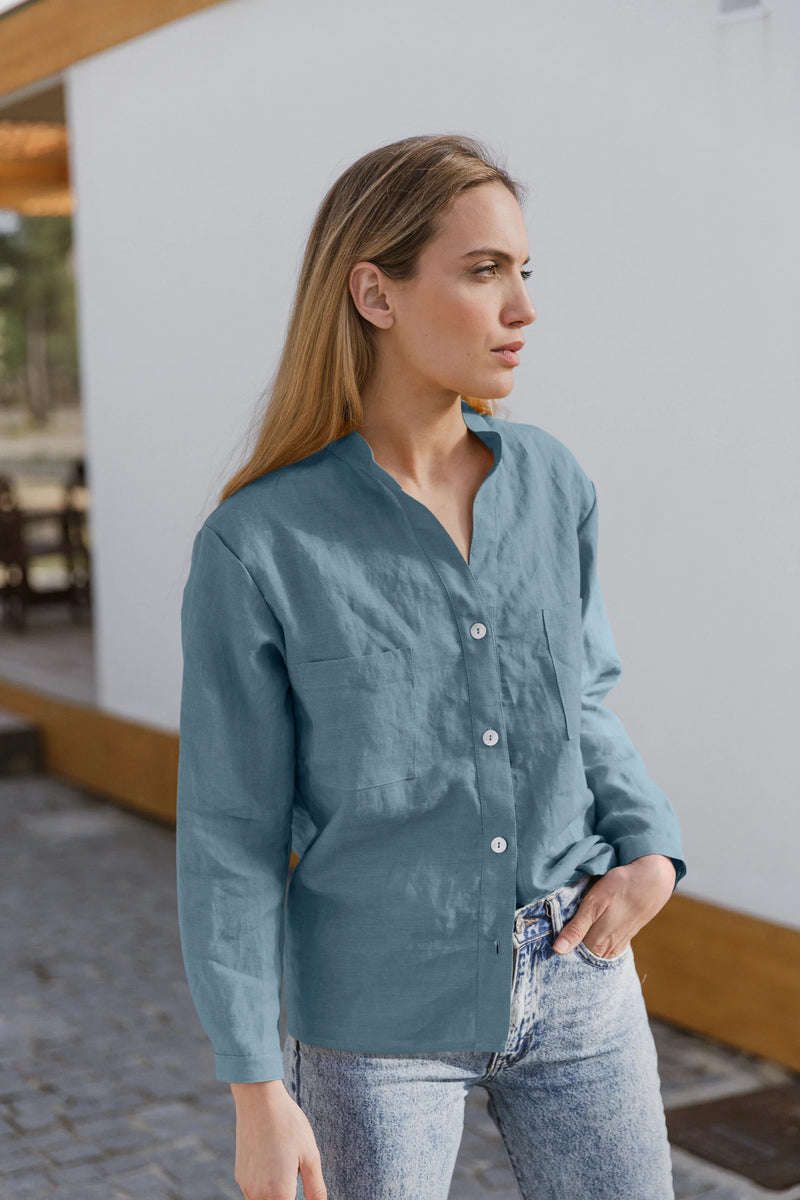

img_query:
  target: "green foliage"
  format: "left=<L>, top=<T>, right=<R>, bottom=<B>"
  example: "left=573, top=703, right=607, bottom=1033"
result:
left=0, top=213, right=79, bottom=410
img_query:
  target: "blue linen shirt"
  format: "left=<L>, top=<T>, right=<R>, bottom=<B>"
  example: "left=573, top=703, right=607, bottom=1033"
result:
left=176, top=398, right=686, bottom=1084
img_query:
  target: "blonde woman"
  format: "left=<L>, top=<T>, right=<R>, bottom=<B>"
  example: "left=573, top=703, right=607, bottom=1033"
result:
left=176, top=134, right=685, bottom=1200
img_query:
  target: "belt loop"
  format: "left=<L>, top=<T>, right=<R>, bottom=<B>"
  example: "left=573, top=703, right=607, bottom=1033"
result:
left=545, top=892, right=563, bottom=937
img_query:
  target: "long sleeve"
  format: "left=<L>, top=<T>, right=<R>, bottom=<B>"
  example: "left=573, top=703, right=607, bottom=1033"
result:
left=578, top=481, right=687, bottom=889
left=176, top=522, right=295, bottom=1083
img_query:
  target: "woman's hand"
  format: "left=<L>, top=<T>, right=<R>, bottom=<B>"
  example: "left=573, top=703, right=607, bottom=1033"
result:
left=552, top=854, right=676, bottom=960
left=231, top=1079, right=327, bottom=1200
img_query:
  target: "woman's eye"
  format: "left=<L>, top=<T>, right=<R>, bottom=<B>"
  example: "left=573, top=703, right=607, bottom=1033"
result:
left=475, top=263, right=533, bottom=281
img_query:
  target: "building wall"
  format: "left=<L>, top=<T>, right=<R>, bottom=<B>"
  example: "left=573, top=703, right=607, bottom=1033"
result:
left=65, top=0, right=800, bottom=925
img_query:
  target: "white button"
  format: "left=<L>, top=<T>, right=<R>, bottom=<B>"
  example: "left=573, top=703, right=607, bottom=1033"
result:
left=470, top=621, right=487, bottom=640
left=491, top=836, right=507, bottom=853
left=482, top=728, right=499, bottom=746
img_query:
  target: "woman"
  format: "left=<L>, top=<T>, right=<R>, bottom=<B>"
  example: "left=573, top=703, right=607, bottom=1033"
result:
left=176, top=133, right=685, bottom=1200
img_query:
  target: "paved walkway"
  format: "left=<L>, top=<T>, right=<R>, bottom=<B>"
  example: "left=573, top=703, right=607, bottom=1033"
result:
left=1, top=772, right=798, bottom=1200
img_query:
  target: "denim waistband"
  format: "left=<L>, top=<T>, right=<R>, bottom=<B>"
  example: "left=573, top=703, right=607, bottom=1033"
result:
left=512, top=873, right=597, bottom=949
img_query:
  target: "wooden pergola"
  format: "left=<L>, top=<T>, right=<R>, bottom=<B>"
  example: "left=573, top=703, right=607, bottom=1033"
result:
left=0, top=116, right=70, bottom=215
left=0, top=0, right=229, bottom=215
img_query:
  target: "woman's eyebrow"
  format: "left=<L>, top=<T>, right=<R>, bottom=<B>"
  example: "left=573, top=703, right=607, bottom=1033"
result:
left=460, top=247, right=531, bottom=266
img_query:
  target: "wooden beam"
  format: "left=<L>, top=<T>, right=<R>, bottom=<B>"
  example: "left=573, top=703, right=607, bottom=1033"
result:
left=0, top=117, right=70, bottom=210
left=0, top=156, right=68, bottom=185
left=0, top=154, right=70, bottom=211
left=0, top=81, right=65, bottom=123
left=0, top=0, right=231, bottom=100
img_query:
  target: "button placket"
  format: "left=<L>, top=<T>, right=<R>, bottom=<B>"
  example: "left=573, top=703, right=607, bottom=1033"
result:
left=376, top=436, right=513, bottom=1050
left=322, top=405, right=520, bottom=1055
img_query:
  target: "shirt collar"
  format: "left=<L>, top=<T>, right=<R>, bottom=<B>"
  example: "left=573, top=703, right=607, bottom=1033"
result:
left=327, top=398, right=503, bottom=494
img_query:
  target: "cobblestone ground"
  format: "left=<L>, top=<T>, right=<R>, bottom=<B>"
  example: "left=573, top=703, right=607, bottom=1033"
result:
left=1, top=773, right=798, bottom=1200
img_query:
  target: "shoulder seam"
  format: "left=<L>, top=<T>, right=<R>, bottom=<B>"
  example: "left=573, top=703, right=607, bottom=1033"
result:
left=201, top=523, right=281, bottom=623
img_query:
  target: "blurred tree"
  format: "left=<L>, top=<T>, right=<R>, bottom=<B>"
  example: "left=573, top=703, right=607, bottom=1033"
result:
left=0, top=215, right=79, bottom=424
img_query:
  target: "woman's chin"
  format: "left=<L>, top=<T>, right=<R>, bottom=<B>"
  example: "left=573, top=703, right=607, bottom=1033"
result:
left=464, top=375, right=516, bottom=401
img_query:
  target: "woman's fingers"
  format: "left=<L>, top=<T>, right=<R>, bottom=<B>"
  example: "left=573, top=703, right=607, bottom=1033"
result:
left=299, top=1146, right=329, bottom=1200
left=552, top=856, right=675, bottom=957
left=552, top=889, right=607, bottom=955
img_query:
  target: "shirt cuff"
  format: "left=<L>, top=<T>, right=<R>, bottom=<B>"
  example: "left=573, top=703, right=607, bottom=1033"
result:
left=214, top=1050, right=285, bottom=1084
left=614, top=836, right=687, bottom=892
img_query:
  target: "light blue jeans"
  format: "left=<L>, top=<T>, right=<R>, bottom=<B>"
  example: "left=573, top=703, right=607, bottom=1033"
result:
left=281, top=873, right=674, bottom=1199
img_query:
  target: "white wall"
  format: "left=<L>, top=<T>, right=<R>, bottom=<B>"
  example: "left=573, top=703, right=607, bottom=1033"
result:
left=65, top=0, right=800, bottom=925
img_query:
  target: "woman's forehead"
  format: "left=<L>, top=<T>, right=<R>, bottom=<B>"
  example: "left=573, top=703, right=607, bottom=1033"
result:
left=426, top=184, right=529, bottom=261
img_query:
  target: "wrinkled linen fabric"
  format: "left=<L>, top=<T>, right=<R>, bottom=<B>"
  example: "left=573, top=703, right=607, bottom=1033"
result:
left=176, top=398, right=686, bottom=1083
left=283, top=874, right=674, bottom=1200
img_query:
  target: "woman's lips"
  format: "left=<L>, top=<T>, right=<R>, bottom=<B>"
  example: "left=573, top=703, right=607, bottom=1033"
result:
left=492, top=348, right=520, bottom=366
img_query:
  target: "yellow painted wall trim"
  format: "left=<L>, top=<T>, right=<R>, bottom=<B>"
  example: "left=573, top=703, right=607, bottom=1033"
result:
left=0, top=677, right=178, bottom=824
left=0, top=0, right=232, bottom=100
left=632, top=891, right=800, bottom=1073
left=0, top=675, right=797, bottom=1071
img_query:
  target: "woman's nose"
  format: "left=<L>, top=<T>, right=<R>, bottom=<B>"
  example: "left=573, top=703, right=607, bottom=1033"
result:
left=509, top=294, right=537, bottom=327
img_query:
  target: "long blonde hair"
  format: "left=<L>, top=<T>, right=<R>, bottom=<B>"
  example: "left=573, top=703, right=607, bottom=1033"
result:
left=219, top=134, right=526, bottom=503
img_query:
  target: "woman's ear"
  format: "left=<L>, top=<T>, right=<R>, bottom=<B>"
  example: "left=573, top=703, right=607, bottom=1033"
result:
left=348, top=262, right=395, bottom=330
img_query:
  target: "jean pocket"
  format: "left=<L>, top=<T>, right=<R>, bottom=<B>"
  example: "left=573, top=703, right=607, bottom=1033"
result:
left=542, top=598, right=583, bottom=740
left=291, top=645, right=416, bottom=791
left=574, top=939, right=631, bottom=968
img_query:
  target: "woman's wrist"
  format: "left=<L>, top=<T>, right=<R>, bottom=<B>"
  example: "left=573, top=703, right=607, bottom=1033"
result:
left=231, top=1079, right=286, bottom=1104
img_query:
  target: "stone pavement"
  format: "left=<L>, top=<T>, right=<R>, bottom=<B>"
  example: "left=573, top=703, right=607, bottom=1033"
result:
left=1, top=771, right=798, bottom=1200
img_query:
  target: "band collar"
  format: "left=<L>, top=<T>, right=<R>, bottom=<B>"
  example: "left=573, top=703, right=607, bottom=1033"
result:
left=327, top=398, right=502, bottom=495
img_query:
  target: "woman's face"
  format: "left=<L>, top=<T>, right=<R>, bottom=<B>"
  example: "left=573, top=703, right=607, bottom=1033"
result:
left=369, top=180, right=537, bottom=404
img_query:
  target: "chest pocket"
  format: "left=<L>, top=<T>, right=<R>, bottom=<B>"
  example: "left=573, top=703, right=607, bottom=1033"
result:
left=542, top=598, right=583, bottom=740
left=290, top=645, right=416, bottom=791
